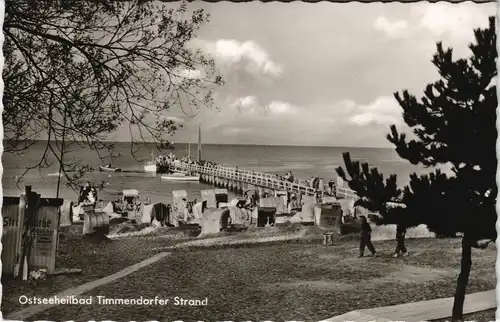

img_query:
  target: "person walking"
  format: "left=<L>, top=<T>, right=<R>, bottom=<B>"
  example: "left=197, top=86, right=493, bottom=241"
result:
left=359, top=216, right=377, bottom=257
left=393, top=225, right=409, bottom=257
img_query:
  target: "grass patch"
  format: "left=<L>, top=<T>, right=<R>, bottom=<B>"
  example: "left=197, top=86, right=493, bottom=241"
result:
left=13, top=237, right=495, bottom=322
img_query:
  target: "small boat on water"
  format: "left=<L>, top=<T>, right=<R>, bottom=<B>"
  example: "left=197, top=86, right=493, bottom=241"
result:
left=100, top=147, right=121, bottom=172
left=161, top=172, right=200, bottom=182
left=144, top=161, right=157, bottom=173
left=144, top=149, right=158, bottom=173
left=99, top=165, right=122, bottom=172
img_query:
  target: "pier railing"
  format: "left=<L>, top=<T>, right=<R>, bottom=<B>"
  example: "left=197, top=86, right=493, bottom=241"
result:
left=169, top=161, right=357, bottom=199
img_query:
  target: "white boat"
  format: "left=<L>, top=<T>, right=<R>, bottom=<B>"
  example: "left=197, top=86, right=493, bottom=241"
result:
left=99, top=165, right=122, bottom=172
left=161, top=173, right=200, bottom=182
left=101, top=148, right=121, bottom=172
left=144, top=161, right=157, bottom=173
left=144, top=149, right=157, bottom=173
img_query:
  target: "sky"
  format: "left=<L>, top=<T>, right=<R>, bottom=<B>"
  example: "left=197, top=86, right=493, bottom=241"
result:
left=114, top=2, right=497, bottom=148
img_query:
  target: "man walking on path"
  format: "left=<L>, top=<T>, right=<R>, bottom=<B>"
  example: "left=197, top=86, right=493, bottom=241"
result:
left=393, top=225, right=409, bottom=257
left=359, top=216, right=377, bottom=257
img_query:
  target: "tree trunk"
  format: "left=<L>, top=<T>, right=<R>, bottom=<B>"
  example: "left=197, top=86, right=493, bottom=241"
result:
left=451, top=235, right=473, bottom=321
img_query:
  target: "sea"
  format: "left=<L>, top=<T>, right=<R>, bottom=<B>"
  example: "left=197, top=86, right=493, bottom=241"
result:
left=2, top=141, right=448, bottom=204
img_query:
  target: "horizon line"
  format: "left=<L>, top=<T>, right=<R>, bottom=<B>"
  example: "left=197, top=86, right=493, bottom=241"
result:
left=4, top=139, right=393, bottom=150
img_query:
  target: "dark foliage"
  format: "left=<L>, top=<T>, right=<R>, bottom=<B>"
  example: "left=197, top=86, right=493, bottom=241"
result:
left=336, top=16, right=497, bottom=321
left=336, top=16, right=497, bottom=241
left=3, top=0, right=223, bottom=190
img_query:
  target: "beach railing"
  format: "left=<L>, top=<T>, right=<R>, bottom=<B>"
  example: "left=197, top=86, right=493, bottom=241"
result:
left=169, top=162, right=358, bottom=199
left=337, top=187, right=358, bottom=199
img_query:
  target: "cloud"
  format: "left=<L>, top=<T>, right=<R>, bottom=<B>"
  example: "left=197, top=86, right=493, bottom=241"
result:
left=162, top=116, right=185, bottom=124
left=177, top=68, right=203, bottom=79
left=374, top=3, right=493, bottom=44
left=373, top=16, right=410, bottom=39
left=415, top=3, right=491, bottom=40
left=267, top=101, right=297, bottom=114
left=180, top=93, right=408, bottom=147
left=169, top=67, right=204, bottom=87
left=223, top=127, right=253, bottom=135
left=229, top=96, right=297, bottom=116
left=227, top=95, right=402, bottom=128
left=230, top=95, right=259, bottom=113
left=348, top=96, right=401, bottom=126
left=194, top=39, right=283, bottom=78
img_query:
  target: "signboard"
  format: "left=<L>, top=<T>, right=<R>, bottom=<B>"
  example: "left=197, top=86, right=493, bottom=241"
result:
left=1, top=196, right=26, bottom=275
left=2, top=193, right=63, bottom=276
left=27, top=205, right=60, bottom=273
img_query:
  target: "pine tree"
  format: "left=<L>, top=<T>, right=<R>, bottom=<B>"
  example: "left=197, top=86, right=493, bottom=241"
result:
left=336, top=16, right=497, bottom=321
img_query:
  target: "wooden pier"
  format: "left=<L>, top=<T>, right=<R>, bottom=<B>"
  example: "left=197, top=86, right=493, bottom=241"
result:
left=169, top=161, right=357, bottom=199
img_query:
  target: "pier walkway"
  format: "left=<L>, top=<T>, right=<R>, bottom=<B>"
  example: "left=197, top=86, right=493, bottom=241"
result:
left=169, top=161, right=357, bottom=198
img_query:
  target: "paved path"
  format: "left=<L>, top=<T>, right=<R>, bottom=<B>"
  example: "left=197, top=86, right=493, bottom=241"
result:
left=7, top=252, right=171, bottom=321
left=321, top=289, right=496, bottom=322
left=321, top=311, right=392, bottom=322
